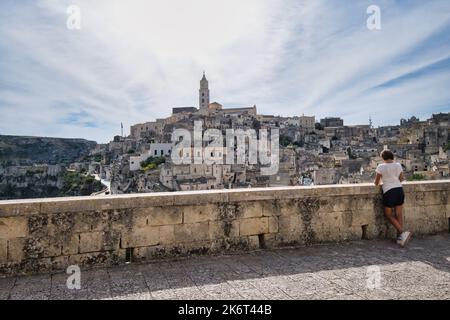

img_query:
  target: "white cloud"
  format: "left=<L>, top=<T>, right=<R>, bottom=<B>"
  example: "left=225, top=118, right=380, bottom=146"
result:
left=0, top=0, right=449, bottom=142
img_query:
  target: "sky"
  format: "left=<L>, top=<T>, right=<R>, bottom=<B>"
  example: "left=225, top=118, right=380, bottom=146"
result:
left=0, top=0, right=449, bottom=143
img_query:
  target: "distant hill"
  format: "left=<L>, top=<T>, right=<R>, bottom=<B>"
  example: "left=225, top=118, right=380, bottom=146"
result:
left=0, top=135, right=97, bottom=165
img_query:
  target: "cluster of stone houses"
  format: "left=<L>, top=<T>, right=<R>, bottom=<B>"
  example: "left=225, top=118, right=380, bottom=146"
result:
left=86, top=74, right=449, bottom=194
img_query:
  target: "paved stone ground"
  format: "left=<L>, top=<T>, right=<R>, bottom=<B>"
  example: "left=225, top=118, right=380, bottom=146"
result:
left=1, top=234, right=450, bottom=300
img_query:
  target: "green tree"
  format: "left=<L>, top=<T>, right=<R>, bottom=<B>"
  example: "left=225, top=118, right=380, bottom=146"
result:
left=140, top=156, right=166, bottom=169
left=407, top=173, right=425, bottom=181
left=279, top=135, right=293, bottom=147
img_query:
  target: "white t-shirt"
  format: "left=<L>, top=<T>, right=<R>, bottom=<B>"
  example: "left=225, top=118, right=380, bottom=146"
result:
left=376, top=162, right=403, bottom=193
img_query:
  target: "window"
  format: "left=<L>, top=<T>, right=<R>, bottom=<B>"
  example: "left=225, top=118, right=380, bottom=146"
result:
left=161, top=150, right=164, bottom=156
left=154, top=150, right=157, bottom=156
left=202, top=99, right=205, bottom=103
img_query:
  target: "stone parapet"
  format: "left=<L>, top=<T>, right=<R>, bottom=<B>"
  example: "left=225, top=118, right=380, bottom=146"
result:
left=1, top=181, right=449, bottom=276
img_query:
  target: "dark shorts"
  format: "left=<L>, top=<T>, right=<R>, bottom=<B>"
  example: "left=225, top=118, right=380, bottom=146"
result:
left=383, top=187, right=405, bottom=208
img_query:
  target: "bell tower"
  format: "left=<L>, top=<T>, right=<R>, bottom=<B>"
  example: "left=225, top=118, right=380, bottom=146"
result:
left=199, top=72, right=210, bottom=112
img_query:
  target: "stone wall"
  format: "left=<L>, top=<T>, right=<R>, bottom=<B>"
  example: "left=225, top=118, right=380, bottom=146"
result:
left=1, top=181, right=449, bottom=276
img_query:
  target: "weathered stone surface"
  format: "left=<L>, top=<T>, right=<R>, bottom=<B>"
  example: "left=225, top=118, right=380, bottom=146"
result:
left=183, top=204, right=217, bottom=223
left=404, top=205, right=447, bottom=235
left=134, top=207, right=182, bottom=227
left=209, top=220, right=239, bottom=239
left=122, top=227, right=159, bottom=248
left=239, top=217, right=269, bottom=236
left=79, top=232, right=104, bottom=253
left=6, top=238, right=25, bottom=262
left=0, top=202, right=40, bottom=218
left=0, top=180, right=449, bottom=276
left=0, top=217, right=28, bottom=239
left=158, top=225, right=175, bottom=244
left=268, top=216, right=279, bottom=233
left=0, top=239, right=7, bottom=262
left=239, top=202, right=264, bottom=219
left=174, top=222, right=209, bottom=242
left=278, top=215, right=303, bottom=243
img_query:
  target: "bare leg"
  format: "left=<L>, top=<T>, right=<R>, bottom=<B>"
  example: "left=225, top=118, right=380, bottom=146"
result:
left=395, top=205, right=404, bottom=233
left=384, top=207, right=403, bottom=234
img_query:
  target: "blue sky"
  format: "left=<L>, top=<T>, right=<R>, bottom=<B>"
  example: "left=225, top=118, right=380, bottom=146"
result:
left=0, top=0, right=449, bottom=143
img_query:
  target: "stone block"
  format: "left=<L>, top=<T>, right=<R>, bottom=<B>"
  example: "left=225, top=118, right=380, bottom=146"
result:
left=268, top=217, right=279, bottom=233
left=183, top=204, right=217, bottom=223
left=0, top=239, right=7, bottom=263
left=404, top=205, right=447, bottom=235
left=239, top=217, right=269, bottom=236
left=261, top=200, right=280, bottom=217
left=240, top=202, right=264, bottom=219
left=79, top=232, right=104, bottom=253
left=228, top=190, right=275, bottom=202
left=417, top=191, right=447, bottom=206
left=248, top=235, right=260, bottom=249
left=61, top=234, right=80, bottom=255
left=72, top=211, right=109, bottom=233
left=122, top=227, right=159, bottom=248
left=209, top=220, right=239, bottom=239
left=159, top=225, right=175, bottom=244
left=0, top=216, right=28, bottom=239
left=175, top=191, right=228, bottom=206
left=40, top=199, right=100, bottom=214
left=7, top=238, right=25, bottom=262
left=134, top=207, right=182, bottom=227
left=277, top=200, right=300, bottom=216
left=331, top=197, right=353, bottom=212
left=174, top=222, right=209, bottom=242
left=349, top=196, right=375, bottom=211
left=66, top=251, right=119, bottom=268
left=0, top=202, right=40, bottom=217
left=278, top=215, right=303, bottom=239
left=351, top=210, right=376, bottom=227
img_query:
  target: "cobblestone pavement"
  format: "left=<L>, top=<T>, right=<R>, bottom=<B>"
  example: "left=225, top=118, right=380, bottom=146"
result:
left=1, top=234, right=449, bottom=300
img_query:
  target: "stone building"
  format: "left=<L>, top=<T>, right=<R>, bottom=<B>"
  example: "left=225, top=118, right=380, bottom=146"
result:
left=199, top=72, right=210, bottom=114
left=320, top=117, right=344, bottom=128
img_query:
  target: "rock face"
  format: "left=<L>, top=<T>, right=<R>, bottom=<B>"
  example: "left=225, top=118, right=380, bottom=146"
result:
left=0, top=169, right=104, bottom=200
left=0, top=135, right=97, bottom=165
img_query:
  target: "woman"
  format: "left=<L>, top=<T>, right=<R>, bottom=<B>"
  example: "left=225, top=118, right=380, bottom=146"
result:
left=374, top=149, right=412, bottom=247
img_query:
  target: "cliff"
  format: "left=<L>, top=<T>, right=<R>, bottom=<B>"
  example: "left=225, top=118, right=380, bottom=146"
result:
left=0, top=135, right=97, bottom=165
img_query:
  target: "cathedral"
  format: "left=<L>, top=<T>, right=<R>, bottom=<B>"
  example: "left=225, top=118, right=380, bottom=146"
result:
left=196, top=73, right=256, bottom=116
left=199, top=72, right=210, bottom=112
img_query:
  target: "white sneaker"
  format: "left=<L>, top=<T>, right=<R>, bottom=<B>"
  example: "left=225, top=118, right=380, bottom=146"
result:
left=398, top=231, right=412, bottom=247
